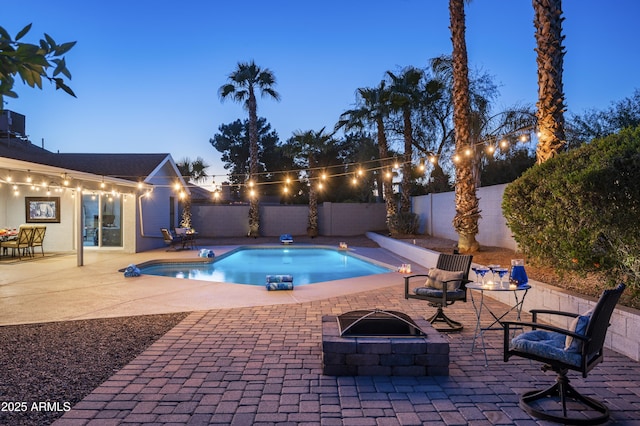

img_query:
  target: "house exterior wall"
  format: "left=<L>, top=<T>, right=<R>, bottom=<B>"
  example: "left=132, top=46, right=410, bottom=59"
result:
left=0, top=185, right=77, bottom=252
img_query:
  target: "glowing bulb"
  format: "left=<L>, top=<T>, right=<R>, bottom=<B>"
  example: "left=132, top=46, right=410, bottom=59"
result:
left=26, top=175, right=32, bottom=183
left=520, top=134, right=527, bottom=142
left=248, top=180, right=254, bottom=188
left=429, top=156, right=437, bottom=164
left=465, top=148, right=472, bottom=156
left=249, top=189, right=256, bottom=197
left=487, top=145, right=495, bottom=153
left=352, top=177, right=358, bottom=185
left=500, top=139, right=509, bottom=149
left=385, top=170, right=392, bottom=179
left=318, top=182, right=323, bottom=190
left=393, top=161, right=399, bottom=169
left=357, top=169, right=363, bottom=176
left=453, top=154, right=460, bottom=163
left=100, top=181, right=106, bottom=189
left=321, top=173, right=327, bottom=181
left=283, top=186, right=289, bottom=194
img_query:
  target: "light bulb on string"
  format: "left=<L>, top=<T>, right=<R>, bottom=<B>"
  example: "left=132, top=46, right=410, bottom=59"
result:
left=500, top=139, right=509, bottom=149
left=351, top=175, right=358, bottom=185
left=418, top=158, right=426, bottom=172
left=487, top=145, right=496, bottom=154
left=385, top=169, right=392, bottom=179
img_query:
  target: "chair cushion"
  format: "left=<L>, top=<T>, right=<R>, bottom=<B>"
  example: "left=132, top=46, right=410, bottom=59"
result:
left=413, top=286, right=466, bottom=300
left=564, top=309, right=593, bottom=352
left=511, top=330, right=582, bottom=368
left=424, top=268, right=464, bottom=290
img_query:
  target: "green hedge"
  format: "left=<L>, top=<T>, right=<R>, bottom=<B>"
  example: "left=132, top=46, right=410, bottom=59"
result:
left=502, top=126, right=640, bottom=288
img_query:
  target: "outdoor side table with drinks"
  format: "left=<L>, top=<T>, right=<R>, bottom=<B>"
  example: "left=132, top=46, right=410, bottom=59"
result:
left=468, top=259, right=530, bottom=365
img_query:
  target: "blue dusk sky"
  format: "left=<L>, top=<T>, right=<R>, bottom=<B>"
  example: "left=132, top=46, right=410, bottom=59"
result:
left=3, top=0, right=639, bottom=185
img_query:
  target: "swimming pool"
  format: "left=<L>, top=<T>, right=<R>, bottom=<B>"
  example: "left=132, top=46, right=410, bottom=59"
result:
left=138, top=246, right=393, bottom=286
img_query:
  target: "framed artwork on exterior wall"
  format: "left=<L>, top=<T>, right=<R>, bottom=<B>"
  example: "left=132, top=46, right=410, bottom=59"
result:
left=25, top=197, right=60, bottom=223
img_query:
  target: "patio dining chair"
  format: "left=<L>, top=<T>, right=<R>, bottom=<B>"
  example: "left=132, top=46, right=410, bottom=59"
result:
left=1, top=225, right=35, bottom=260
left=404, top=253, right=473, bottom=332
left=503, top=283, right=625, bottom=425
left=30, top=225, right=47, bottom=256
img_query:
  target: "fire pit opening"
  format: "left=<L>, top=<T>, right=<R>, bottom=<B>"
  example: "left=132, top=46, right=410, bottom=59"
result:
left=338, top=309, right=425, bottom=337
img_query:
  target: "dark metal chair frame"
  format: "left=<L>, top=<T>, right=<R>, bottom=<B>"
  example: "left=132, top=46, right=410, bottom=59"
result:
left=503, top=283, right=625, bottom=425
left=403, top=253, right=473, bottom=332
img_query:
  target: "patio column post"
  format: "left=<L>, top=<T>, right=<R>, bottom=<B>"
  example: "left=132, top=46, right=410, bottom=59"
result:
left=76, top=190, right=84, bottom=266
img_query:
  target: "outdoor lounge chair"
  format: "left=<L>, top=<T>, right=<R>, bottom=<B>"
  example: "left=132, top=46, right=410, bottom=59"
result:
left=404, top=253, right=473, bottom=332
left=161, top=228, right=185, bottom=251
left=1, top=225, right=35, bottom=260
left=503, top=283, right=625, bottom=425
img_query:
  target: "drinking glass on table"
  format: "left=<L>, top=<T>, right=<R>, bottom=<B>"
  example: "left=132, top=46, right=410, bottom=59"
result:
left=487, top=264, right=501, bottom=283
left=475, top=267, right=490, bottom=285
left=494, top=267, right=509, bottom=286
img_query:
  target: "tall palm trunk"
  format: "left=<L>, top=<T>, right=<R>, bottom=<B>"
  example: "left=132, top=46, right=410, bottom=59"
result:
left=533, top=0, right=566, bottom=163
left=307, top=155, right=319, bottom=237
left=376, top=116, right=398, bottom=234
left=400, top=108, right=413, bottom=214
left=247, top=86, right=260, bottom=237
left=450, top=0, right=480, bottom=253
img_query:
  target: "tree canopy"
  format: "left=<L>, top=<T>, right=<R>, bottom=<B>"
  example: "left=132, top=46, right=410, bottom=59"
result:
left=0, top=24, right=75, bottom=105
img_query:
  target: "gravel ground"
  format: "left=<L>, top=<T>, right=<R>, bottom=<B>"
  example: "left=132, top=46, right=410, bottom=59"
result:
left=0, top=233, right=630, bottom=425
left=0, top=313, right=188, bottom=426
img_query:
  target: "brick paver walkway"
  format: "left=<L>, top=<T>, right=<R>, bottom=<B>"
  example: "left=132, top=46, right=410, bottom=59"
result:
left=55, top=282, right=640, bottom=425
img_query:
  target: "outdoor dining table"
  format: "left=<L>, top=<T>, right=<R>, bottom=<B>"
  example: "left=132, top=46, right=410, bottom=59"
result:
left=467, top=282, right=531, bottom=366
left=0, top=230, right=19, bottom=257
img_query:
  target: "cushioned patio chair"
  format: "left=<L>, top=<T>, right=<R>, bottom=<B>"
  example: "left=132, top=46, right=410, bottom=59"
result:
left=503, top=283, right=625, bottom=425
left=404, top=253, right=473, bottom=332
left=1, top=225, right=35, bottom=260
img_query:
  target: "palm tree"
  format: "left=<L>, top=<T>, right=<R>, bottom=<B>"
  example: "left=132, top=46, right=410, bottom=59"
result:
left=176, top=157, right=209, bottom=229
left=533, top=0, right=566, bottom=163
left=336, top=82, right=398, bottom=234
left=449, top=0, right=480, bottom=253
left=219, top=61, right=280, bottom=236
left=283, top=129, right=335, bottom=237
left=386, top=66, right=425, bottom=214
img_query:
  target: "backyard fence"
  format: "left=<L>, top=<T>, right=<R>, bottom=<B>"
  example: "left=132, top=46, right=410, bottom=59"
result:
left=191, top=184, right=516, bottom=250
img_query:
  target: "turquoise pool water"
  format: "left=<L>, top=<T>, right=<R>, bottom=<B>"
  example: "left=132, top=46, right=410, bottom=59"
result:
left=139, top=246, right=392, bottom=286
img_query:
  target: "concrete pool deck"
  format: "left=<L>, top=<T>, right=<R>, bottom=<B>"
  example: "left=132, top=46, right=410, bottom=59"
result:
left=0, top=242, right=425, bottom=326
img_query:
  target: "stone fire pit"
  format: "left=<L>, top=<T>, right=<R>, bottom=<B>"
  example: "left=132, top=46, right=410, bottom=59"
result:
left=322, top=309, right=449, bottom=376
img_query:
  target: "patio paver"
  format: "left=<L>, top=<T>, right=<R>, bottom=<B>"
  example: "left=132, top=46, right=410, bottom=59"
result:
left=52, top=281, right=640, bottom=425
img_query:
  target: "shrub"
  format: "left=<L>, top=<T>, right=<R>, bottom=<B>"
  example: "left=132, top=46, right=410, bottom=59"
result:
left=389, top=212, right=420, bottom=235
left=502, top=126, right=640, bottom=289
